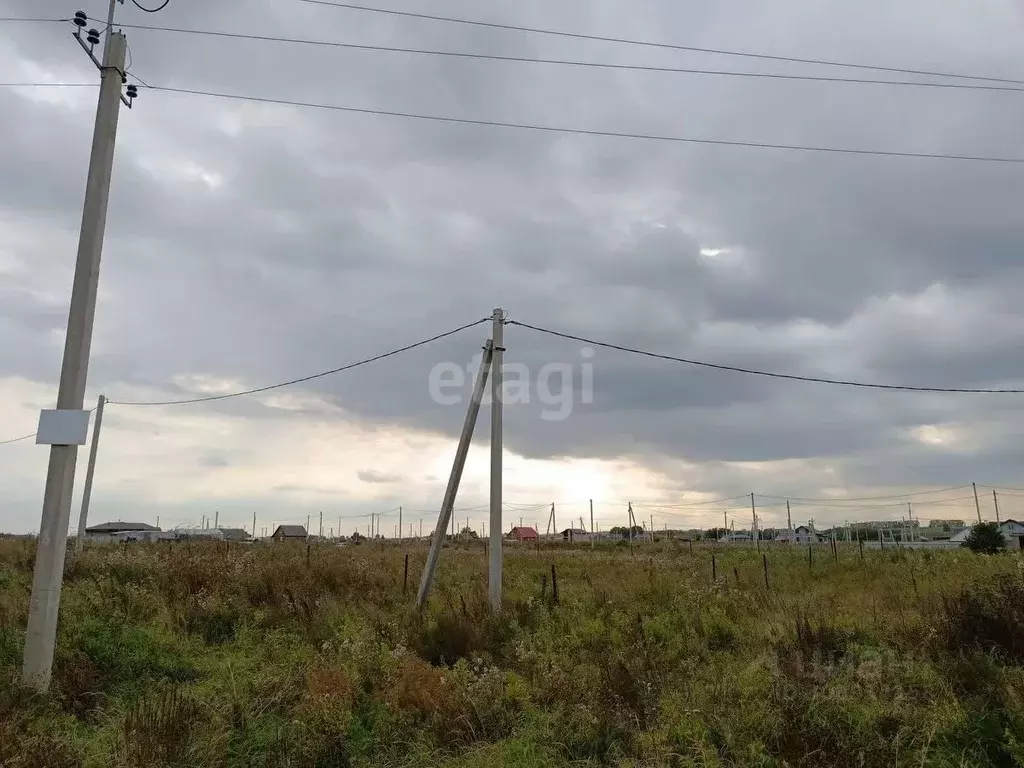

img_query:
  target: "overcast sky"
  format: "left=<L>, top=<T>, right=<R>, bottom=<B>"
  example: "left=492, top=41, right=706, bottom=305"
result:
left=2, top=0, right=1023, bottom=536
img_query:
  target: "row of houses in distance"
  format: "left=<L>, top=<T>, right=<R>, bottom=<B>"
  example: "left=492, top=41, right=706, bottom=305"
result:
left=82, top=517, right=1024, bottom=550
left=85, top=522, right=257, bottom=543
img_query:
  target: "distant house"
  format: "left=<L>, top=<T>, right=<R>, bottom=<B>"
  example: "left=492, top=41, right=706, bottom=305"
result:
left=508, top=526, right=538, bottom=542
left=85, top=522, right=163, bottom=543
left=951, top=520, right=1024, bottom=549
left=177, top=528, right=224, bottom=541
left=929, top=519, right=966, bottom=531
left=560, top=528, right=590, bottom=543
left=272, top=525, right=307, bottom=541
left=775, top=525, right=819, bottom=544
left=219, top=528, right=251, bottom=542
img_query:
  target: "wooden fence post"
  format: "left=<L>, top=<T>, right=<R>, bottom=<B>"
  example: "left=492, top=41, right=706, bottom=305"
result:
left=712, top=553, right=717, bottom=583
left=403, top=553, right=409, bottom=594
left=763, top=554, right=769, bottom=590
left=551, top=563, right=559, bottom=603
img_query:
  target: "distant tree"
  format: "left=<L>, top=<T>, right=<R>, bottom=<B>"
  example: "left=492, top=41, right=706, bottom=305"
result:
left=459, top=527, right=478, bottom=539
left=351, top=531, right=366, bottom=544
left=609, top=525, right=644, bottom=539
left=962, top=522, right=1005, bottom=554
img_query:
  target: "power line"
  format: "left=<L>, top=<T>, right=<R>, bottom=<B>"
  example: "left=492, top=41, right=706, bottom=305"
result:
left=0, top=83, right=97, bottom=88
left=130, top=0, right=172, bottom=12
left=142, top=84, right=1024, bottom=165
left=0, top=17, right=70, bottom=23
left=631, top=494, right=752, bottom=509
left=782, top=494, right=978, bottom=509
left=757, top=484, right=972, bottom=502
left=0, top=432, right=36, bottom=446
left=110, top=317, right=489, bottom=406
left=89, top=19, right=1024, bottom=95
left=977, top=484, right=1024, bottom=493
left=507, top=320, right=1024, bottom=393
left=297, top=0, right=1024, bottom=87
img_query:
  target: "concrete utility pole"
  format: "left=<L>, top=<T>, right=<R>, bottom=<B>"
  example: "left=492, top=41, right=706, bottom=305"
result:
left=787, top=500, right=793, bottom=540
left=973, top=482, right=982, bottom=524
left=417, top=340, right=494, bottom=607
left=214, top=510, right=219, bottom=530
left=751, top=492, right=759, bottom=551
left=488, top=308, right=504, bottom=611
left=252, top=512, right=257, bottom=540
left=75, top=394, right=106, bottom=555
left=22, top=10, right=130, bottom=690
left=589, top=499, right=594, bottom=550
left=319, top=510, right=323, bottom=539
left=398, top=506, right=403, bottom=543
left=993, top=490, right=1001, bottom=525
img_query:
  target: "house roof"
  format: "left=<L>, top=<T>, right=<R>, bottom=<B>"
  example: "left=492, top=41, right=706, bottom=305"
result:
left=510, top=526, right=538, bottom=535
left=86, top=522, right=159, bottom=533
left=561, top=528, right=588, bottom=535
left=273, top=525, right=307, bottom=537
left=220, top=528, right=250, bottom=540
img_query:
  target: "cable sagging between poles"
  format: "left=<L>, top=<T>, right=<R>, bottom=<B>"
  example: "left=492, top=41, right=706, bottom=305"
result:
left=110, top=317, right=490, bottom=406
left=507, top=320, right=1024, bottom=393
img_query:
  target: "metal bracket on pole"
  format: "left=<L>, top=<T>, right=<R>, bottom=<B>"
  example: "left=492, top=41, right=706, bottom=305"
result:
left=72, top=7, right=138, bottom=109
left=417, top=340, right=494, bottom=608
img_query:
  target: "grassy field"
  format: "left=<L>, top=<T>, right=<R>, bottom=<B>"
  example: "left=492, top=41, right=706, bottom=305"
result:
left=1, top=538, right=1023, bottom=767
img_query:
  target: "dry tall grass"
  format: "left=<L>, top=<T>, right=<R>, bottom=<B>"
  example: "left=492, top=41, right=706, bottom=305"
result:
left=0, top=537, right=1022, bottom=766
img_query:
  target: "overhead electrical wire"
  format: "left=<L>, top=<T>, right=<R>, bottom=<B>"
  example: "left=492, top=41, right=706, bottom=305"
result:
left=140, top=84, right=1024, bottom=165
left=629, top=494, right=752, bottom=509
left=85, top=19, right=1024, bottom=95
left=781, top=494, right=978, bottom=509
left=0, top=17, right=70, bottom=23
left=109, top=317, right=489, bottom=406
left=507, top=320, right=1024, bottom=393
left=757, top=484, right=973, bottom=502
left=0, top=432, right=37, bottom=446
left=296, top=0, right=1024, bottom=87
left=130, top=0, right=172, bottom=12
left=0, top=83, right=96, bottom=88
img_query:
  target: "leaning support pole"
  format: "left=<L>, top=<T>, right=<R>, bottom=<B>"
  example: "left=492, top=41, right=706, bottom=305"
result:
left=75, top=393, right=106, bottom=555
left=417, top=340, right=494, bottom=608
